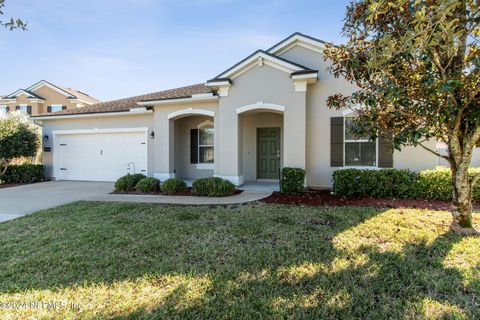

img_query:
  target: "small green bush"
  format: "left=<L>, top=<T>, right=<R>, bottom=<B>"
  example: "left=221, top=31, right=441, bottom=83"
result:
left=332, top=168, right=480, bottom=200
left=192, top=177, right=236, bottom=197
left=162, top=178, right=187, bottom=194
left=135, top=177, right=160, bottom=193
left=114, top=173, right=146, bottom=192
left=281, top=167, right=305, bottom=194
left=1, top=164, right=44, bottom=184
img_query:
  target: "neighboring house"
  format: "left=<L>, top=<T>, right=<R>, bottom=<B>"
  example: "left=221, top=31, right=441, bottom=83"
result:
left=0, top=80, right=100, bottom=116
left=31, top=33, right=438, bottom=187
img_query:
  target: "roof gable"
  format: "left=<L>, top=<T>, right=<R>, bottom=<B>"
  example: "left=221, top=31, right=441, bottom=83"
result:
left=26, top=80, right=77, bottom=99
left=210, top=50, right=312, bottom=81
left=3, top=89, right=45, bottom=100
left=267, top=32, right=330, bottom=56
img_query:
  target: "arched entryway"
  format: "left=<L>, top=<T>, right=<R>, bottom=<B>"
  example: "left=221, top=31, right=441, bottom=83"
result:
left=237, top=102, right=284, bottom=182
left=167, top=109, right=215, bottom=180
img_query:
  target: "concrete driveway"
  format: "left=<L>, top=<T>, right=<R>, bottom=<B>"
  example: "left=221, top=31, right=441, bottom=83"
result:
left=0, top=181, right=113, bottom=222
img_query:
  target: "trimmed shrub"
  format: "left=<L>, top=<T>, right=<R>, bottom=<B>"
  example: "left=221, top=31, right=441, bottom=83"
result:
left=332, top=168, right=480, bottom=200
left=414, top=168, right=480, bottom=201
left=281, top=167, right=305, bottom=194
left=162, top=178, right=187, bottom=194
left=114, top=173, right=146, bottom=192
left=1, top=164, right=44, bottom=184
left=135, top=177, right=160, bottom=193
left=332, top=169, right=418, bottom=199
left=192, top=177, right=235, bottom=197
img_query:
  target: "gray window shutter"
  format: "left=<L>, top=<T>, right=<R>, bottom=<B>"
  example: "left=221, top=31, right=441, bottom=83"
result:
left=331, top=117, right=344, bottom=167
left=190, top=129, right=199, bottom=164
left=62, top=106, right=67, bottom=110
left=378, top=135, right=393, bottom=168
left=27, top=106, right=32, bottom=115
left=47, top=106, right=52, bottom=113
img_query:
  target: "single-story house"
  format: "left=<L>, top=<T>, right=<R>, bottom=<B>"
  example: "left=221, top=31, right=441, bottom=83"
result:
left=32, top=32, right=440, bottom=187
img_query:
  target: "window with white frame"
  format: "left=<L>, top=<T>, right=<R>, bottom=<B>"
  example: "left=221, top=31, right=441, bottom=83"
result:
left=18, top=104, right=29, bottom=114
left=50, top=104, right=63, bottom=112
left=0, top=105, right=7, bottom=115
left=198, top=127, right=214, bottom=163
left=344, top=117, right=377, bottom=166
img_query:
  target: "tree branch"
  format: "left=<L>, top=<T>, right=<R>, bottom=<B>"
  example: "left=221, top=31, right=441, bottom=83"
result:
left=418, top=142, right=450, bottom=161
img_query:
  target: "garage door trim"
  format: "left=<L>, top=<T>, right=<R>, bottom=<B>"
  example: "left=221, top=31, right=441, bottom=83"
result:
left=52, top=127, right=149, bottom=181
left=52, top=127, right=149, bottom=136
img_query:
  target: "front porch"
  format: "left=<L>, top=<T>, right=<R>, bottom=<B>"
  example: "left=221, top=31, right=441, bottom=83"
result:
left=152, top=100, right=306, bottom=187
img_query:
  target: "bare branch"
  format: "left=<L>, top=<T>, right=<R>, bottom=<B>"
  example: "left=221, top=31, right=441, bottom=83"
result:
left=418, top=142, right=450, bottom=161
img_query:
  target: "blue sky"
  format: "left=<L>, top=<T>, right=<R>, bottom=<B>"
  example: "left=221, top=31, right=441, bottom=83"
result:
left=0, top=0, right=350, bottom=101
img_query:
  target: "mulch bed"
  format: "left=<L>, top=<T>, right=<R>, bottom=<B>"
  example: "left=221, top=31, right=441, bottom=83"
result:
left=112, top=187, right=243, bottom=197
left=261, top=189, right=480, bottom=211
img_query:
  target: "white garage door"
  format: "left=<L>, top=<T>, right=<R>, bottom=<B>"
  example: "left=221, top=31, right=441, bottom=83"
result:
left=55, top=130, right=148, bottom=181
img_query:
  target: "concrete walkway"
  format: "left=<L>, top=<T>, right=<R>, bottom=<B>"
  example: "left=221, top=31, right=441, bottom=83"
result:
left=0, top=181, right=275, bottom=223
left=88, top=190, right=272, bottom=206
left=0, top=181, right=113, bottom=222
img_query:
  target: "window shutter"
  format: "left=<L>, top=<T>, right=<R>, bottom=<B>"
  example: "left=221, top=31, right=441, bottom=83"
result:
left=62, top=106, right=67, bottom=110
left=47, top=106, right=52, bottom=113
left=15, top=105, right=20, bottom=111
left=190, top=129, right=199, bottom=164
left=330, top=117, right=344, bottom=167
left=378, top=135, right=393, bottom=168
left=27, top=106, right=32, bottom=115
left=5, top=106, right=9, bottom=113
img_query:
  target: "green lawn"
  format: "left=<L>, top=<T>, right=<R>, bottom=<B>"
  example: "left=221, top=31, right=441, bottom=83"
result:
left=0, top=202, right=478, bottom=319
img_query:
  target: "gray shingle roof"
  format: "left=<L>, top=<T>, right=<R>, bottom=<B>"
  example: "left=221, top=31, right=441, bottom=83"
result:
left=33, top=83, right=214, bottom=117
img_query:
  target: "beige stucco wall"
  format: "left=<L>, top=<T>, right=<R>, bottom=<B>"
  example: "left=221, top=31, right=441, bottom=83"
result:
left=393, top=142, right=438, bottom=171
left=174, top=115, right=214, bottom=179
left=472, top=148, right=480, bottom=168
left=37, top=113, right=154, bottom=179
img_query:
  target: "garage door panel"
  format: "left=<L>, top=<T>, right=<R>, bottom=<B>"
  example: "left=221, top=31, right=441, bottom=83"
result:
left=56, top=131, right=148, bottom=181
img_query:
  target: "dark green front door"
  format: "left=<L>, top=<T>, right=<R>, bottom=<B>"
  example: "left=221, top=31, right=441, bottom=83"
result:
left=257, top=127, right=280, bottom=179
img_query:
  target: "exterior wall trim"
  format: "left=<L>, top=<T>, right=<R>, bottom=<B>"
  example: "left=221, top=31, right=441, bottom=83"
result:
left=52, top=127, right=149, bottom=135
left=215, top=175, right=244, bottom=186
left=138, top=95, right=218, bottom=106
left=32, top=110, right=153, bottom=121
left=154, top=172, right=175, bottom=180
left=218, top=51, right=305, bottom=80
left=167, top=108, right=215, bottom=120
left=236, top=102, right=286, bottom=115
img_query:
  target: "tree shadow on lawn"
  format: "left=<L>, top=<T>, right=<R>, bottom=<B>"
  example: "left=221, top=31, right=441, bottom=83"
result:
left=0, top=202, right=478, bottom=319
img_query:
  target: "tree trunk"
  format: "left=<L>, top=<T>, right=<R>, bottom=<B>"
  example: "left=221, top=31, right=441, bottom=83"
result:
left=450, top=162, right=479, bottom=235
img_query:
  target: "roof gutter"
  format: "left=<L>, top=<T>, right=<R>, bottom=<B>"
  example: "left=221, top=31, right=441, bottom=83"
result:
left=31, top=109, right=153, bottom=121
left=137, top=94, right=219, bottom=106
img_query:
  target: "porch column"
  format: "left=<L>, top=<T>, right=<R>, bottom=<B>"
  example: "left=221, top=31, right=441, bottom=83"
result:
left=153, top=108, right=175, bottom=180
left=215, top=108, right=243, bottom=186
left=283, top=92, right=307, bottom=170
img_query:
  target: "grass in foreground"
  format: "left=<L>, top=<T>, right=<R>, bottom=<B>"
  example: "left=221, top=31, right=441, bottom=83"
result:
left=0, top=202, right=479, bottom=319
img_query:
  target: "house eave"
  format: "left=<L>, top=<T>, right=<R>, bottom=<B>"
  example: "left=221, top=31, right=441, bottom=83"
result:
left=137, top=94, right=219, bottom=106
left=31, top=109, right=153, bottom=121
